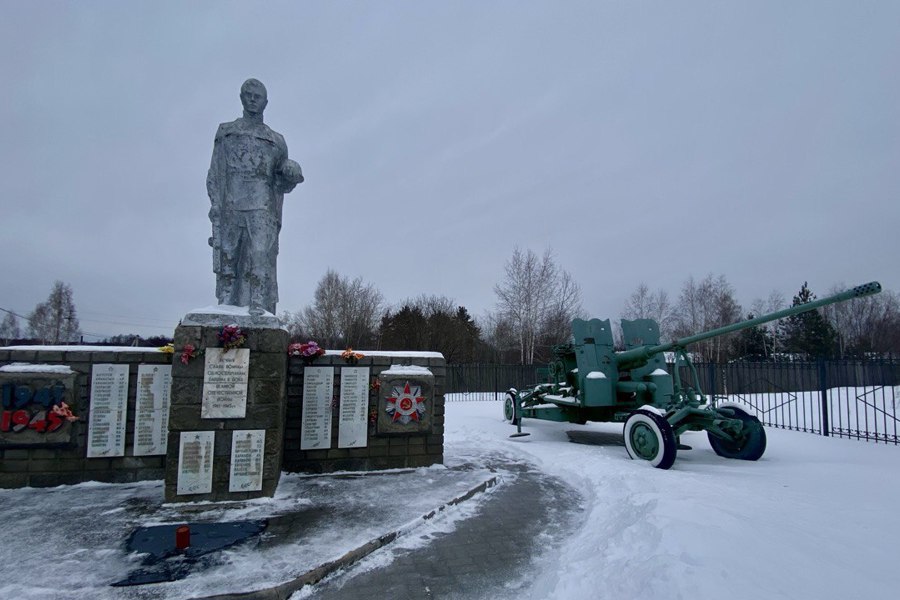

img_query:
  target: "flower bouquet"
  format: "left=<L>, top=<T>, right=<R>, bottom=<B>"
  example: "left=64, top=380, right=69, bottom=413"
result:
left=52, top=402, right=79, bottom=422
left=341, top=348, right=365, bottom=364
left=288, top=341, right=326, bottom=364
left=218, top=324, right=246, bottom=352
left=180, top=343, right=198, bottom=365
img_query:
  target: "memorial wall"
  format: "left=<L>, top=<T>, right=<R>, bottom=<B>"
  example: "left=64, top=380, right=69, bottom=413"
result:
left=0, top=347, right=172, bottom=488
left=284, top=352, right=445, bottom=474
left=0, top=345, right=446, bottom=490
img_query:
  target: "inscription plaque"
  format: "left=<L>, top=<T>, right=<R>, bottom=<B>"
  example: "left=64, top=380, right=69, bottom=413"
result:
left=338, top=366, right=369, bottom=448
left=87, top=364, right=129, bottom=458
left=301, top=366, right=333, bottom=450
left=133, top=364, right=171, bottom=456
left=229, top=429, right=265, bottom=492
left=176, top=430, right=215, bottom=495
left=201, top=348, right=249, bottom=419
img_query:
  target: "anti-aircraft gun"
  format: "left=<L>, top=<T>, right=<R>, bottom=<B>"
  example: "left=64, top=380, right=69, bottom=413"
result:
left=504, top=281, right=882, bottom=469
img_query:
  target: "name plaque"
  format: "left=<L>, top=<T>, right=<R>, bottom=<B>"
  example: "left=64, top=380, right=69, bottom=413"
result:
left=338, top=366, right=370, bottom=448
left=133, top=364, right=171, bottom=456
left=229, top=429, right=265, bottom=492
left=86, top=364, right=129, bottom=458
left=300, top=366, right=333, bottom=450
left=201, top=348, right=249, bottom=419
left=176, top=430, right=215, bottom=495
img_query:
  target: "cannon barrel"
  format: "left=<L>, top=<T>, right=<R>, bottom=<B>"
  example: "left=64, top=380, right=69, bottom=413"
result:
left=615, top=281, right=882, bottom=369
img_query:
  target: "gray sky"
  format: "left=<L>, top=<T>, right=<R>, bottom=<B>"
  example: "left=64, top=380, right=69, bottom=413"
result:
left=2, top=0, right=898, bottom=340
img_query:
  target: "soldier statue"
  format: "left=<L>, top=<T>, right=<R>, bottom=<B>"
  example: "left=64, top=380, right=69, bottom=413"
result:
left=207, top=78, right=304, bottom=316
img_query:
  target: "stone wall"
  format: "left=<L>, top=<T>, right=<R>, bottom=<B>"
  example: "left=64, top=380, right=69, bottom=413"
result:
left=283, top=353, right=445, bottom=473
left=164, top=323, right=288, bottom=502
left=0, top=347, right=172, bottom=488
left=0, top=346, right=446, bottom=489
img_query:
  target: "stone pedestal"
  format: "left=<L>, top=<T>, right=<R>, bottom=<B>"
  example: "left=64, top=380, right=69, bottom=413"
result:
left=164, top=312, right=288, bottom=502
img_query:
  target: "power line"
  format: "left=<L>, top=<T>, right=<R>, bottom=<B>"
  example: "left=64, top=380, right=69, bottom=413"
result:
left=0, top=306, right=29, bottom=320
left=1, top=305, right=177, bottom=339
left=0, top=306, right=108, bottom=339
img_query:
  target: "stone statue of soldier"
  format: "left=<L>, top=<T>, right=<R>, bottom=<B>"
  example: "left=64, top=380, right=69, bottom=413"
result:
left=207, top=78, right=304, bottom=316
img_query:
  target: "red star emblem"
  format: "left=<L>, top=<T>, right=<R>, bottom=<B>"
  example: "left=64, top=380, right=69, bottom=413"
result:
left=385, top=382, right=426, bottom=424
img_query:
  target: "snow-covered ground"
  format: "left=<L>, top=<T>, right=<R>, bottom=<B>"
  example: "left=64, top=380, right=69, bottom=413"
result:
left=444, top=396, right=900, bottom=600
left=0, top=465, right=496, bottom=600
left=1, top=394, right=898, bottom=599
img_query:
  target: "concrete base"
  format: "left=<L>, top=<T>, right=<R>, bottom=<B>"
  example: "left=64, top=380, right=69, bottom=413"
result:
left=164, top=316, right=288, bottom=502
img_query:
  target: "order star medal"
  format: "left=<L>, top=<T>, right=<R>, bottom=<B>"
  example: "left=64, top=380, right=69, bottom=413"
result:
left=385, top=382, right=426, bottom=424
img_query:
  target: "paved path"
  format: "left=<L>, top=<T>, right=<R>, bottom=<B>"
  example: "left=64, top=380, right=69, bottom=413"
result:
left=302, top=456, right=584, bottom=600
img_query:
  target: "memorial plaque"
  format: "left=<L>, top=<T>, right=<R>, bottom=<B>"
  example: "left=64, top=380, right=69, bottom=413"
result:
left=133, top=364, right=171, bottom=456
left=176, top=430, right=215, bottom=495
left=300, top=366, right=333, bottom=450
left=86, top=364, right=129, bottom=458
left=201, top=348, right=250, bottom=419
left=228, top=429, right=265, bottom=492
left=0, top=367, right=78, bottom=447
left=377, top=365, right=435, bottom=434
left=338, top=366, right=370, bottom=448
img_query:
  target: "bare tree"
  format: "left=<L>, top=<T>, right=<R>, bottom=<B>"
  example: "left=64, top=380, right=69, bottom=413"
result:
left=292, top=269, right=384, bottom=348
left=621, top=283, right=674, bottom=341
left=28, top=281, right=81, bottom=344
left=494, top=247, right=583, bottom=364
left=480, top=311, right=519, bottom=363
left=746, top=290, right=786, bottom=357
left=1, top=312, right=21, bottom=345
left=824, top=284, right=900, bottom=357
left=671, top=274, right=742, bottom=362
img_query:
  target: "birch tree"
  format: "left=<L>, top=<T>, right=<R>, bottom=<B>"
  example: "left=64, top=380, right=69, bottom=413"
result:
left=285, top=269, right=384, bottom=348
left=494, top=247, right=582, bottom=364
left=0, top=312, right=21, bottom=345
left=27, top=281, right=81, bottom=344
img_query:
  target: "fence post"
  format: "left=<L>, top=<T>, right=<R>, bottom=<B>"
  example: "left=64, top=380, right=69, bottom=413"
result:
left=707, top=363, right=716, bottom=401
left=818, top=358, right=829, bottom=437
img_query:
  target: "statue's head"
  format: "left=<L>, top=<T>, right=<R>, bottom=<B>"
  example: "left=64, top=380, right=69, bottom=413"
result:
left=240, top=78, right=268, bottom=116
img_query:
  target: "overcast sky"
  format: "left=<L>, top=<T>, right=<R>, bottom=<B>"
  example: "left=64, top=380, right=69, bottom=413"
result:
left=1, top=0, right=898, bottom=340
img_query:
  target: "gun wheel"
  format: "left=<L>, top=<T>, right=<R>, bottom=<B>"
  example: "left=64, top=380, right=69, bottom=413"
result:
left=624, top=409, right=677, bottom=469
left=708, top=406, right=766, bottom=461
left=503, top=391, right=520, bottom=425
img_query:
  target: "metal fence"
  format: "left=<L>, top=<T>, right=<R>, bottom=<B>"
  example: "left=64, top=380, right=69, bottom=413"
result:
left=446, top=359, right=900, bottom=444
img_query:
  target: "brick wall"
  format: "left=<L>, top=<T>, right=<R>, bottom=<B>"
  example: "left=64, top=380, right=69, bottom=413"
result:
left=0, top=347, right=172, bottom=488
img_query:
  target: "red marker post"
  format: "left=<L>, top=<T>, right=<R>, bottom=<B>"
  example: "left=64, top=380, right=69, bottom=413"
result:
left=175, top=525, right=190, bottom=550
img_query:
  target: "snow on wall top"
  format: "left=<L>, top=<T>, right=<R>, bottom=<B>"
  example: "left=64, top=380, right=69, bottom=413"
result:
left=0, top=345, right=167, bottom=353
left=381, top=365, right=434, bottom=376
left=0, top=363, right=76, bottom=374
left=320, top=350, right=444, bottom=359
left=188, top=304, right=276, bottom=318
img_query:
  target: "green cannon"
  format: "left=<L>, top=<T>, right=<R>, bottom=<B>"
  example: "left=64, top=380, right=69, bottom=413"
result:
left=505, top=281, right=882, bottom=468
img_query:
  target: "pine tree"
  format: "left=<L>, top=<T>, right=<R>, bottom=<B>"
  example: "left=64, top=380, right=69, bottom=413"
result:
left=778, top=282, right=837, bottom=359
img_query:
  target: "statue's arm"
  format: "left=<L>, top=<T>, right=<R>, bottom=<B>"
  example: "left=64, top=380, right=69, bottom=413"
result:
left=207, top=125, right=226, bottom=207
left=207, top=126, right=225, bottom=264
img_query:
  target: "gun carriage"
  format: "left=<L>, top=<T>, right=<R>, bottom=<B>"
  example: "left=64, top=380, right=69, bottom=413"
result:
left=505, top=282, right=882, bottom=468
